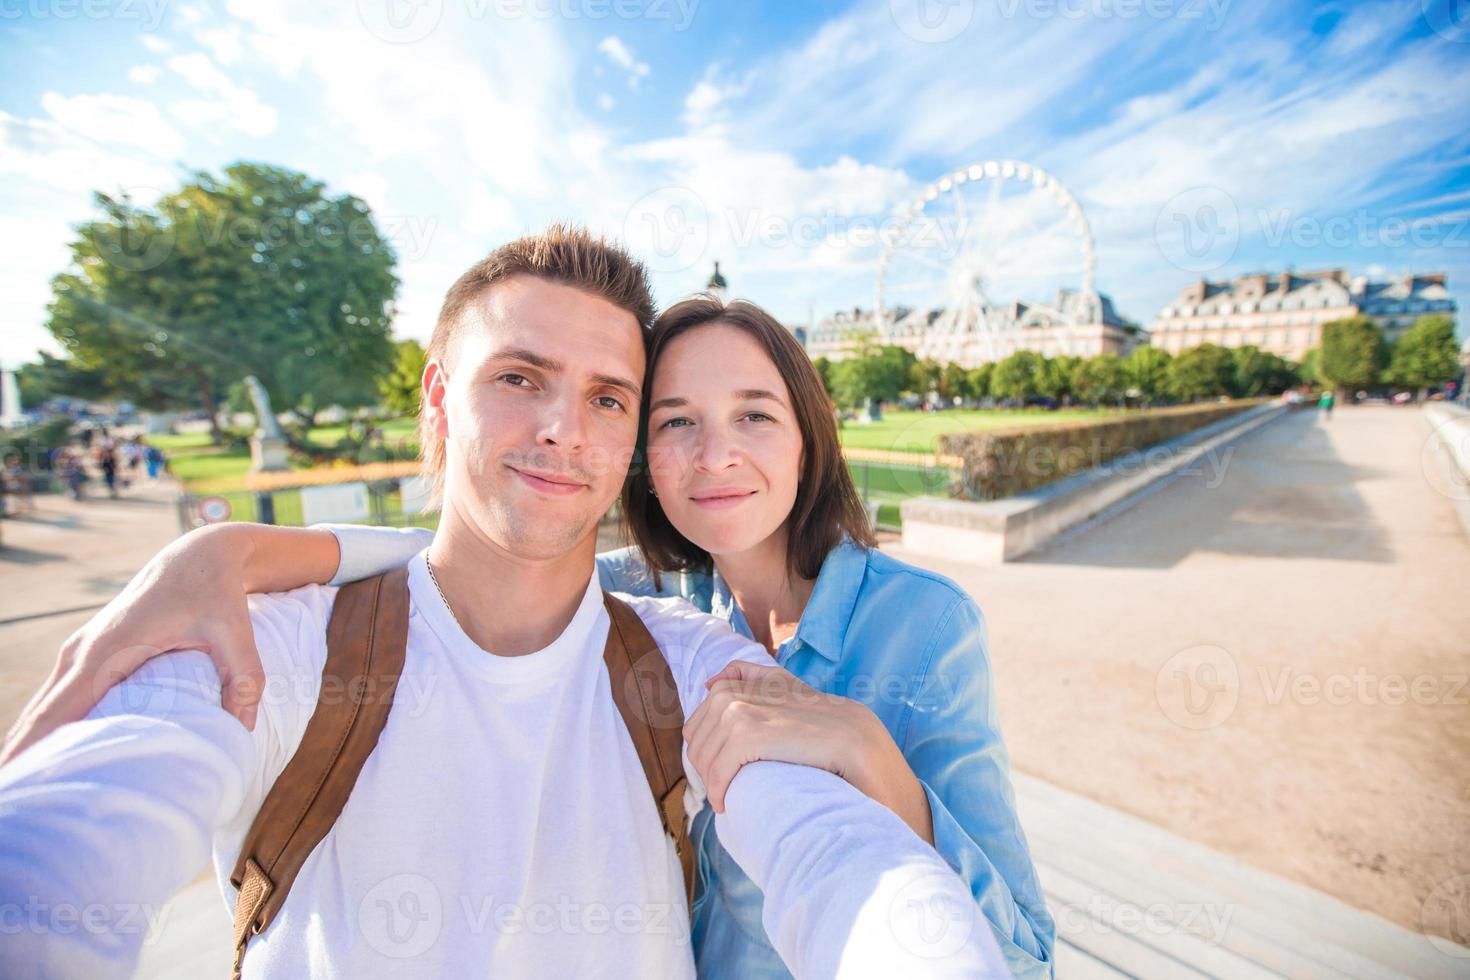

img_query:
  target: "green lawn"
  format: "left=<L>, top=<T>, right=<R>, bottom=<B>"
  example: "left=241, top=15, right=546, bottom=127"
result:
left=145, top=431, right=217, bottom=453
left=161, top=409, right=1117, bottom=529
left=837, top=408, right=1118, bottom=453
left=159, top=419, right=416, bottom=494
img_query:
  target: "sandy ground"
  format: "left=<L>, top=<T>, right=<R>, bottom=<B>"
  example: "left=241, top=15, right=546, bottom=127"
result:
left=886, top=404, right=1470, bottom=949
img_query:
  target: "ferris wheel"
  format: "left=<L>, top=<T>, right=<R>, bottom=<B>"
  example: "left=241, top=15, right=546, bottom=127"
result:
left=876, top=160, right=1098, bottom=362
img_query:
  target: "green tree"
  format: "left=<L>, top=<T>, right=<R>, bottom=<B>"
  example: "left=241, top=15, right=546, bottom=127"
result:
left=46, top=162, right=399, bottom=442
left=965, top=363, right=993, bottom=401
left=1124, top=346, right=1172, bottom=403
left=830, top=344, right=916, bottom=408
left=812, top=356, right=834, bottom=398
left=1296, top=347, right=1322, bottom=387
left=1231, top=345, right=1298, bottom=397
left=1038, top=354, right=1080, bottom=402
left=1167, top=343, right=1236, bottom=401
left=15, top=351, right=111, bottom=406
left=991, top=351, right=1045, bottom=402
left=910, top=358, right=943, bottom=398
left=380, top=338, right=427, bottom=416
left=1319, top=315, right=1387, bottom=391
left=938, top=362, right=969, bottom=402
left=1385, top=314, right=1459, bottom=397
left=1071, top=354, right=1126, bottom=405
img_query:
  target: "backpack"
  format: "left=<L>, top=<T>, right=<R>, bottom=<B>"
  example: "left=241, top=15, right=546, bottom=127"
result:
left=227, top=566, right=694, bottom=978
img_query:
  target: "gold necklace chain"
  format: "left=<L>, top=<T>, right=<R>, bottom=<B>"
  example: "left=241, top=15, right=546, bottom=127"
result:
left=424, top=555, right=467, bottom=633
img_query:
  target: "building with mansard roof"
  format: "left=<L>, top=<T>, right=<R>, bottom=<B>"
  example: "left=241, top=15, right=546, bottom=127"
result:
left=802, top=288, right=1140, bottom=367
left=1149, top=270, right=1456, bottom=361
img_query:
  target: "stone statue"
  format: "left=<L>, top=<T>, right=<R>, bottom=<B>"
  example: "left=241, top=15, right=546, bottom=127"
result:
left=244, top=376, right=285, bottom=440
left=244, top=375, right=289, bottom=472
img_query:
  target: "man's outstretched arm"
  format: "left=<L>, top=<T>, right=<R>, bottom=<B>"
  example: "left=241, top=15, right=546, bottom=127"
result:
left=0, top=651, right=255, bottom=980
left=658, top=606, right=1011, bottom=978
left=715, top=761, right=1011, bottom=978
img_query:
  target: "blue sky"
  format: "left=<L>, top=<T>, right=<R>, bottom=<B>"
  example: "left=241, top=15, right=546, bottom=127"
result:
left=2, top=0, right=1468, bottom=368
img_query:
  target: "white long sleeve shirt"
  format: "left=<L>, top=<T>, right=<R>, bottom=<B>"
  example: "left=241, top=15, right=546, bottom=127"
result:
left=0, top=549, right=1005, bottom=979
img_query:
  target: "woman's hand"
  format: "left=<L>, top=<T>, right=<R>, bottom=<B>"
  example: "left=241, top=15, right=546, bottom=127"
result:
left=685, top=659, right=934, bottom=844
left=0, top=523, right=338, bottom=767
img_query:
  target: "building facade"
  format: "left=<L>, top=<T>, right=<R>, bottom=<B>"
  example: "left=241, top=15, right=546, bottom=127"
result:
left=803, top=288, right=1140, bottom=367
left=1149, top=270, right=1457, bottom=361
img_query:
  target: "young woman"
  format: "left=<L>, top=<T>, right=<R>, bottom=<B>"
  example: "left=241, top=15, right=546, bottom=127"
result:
left=3, top=298, right=1055, bottom=979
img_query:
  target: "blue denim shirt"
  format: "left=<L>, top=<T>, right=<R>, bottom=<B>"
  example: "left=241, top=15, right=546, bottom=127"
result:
left=595, top=540, right=1056, bottom=980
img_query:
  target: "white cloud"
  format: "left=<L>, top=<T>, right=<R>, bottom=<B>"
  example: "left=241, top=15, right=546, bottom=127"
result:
left=0, top=111, right=174, bottom=203
left=341, top=171, right=391, bottom=215
left=597, top=36, right=650, bottom=90
left=597, top=93, right=615, bottom=111
left=39, top=92, right=184, bottom=157
left=140, top=35, right=170, bottom=54
left=128, top=65, right=162, bottom=85
left=195, top=25, right=246, bottom=64
left=165, top=52, right=277, bottom=138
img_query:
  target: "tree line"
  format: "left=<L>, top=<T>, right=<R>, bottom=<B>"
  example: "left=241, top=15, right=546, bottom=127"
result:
left=812, top=313, right=1461, bottom=409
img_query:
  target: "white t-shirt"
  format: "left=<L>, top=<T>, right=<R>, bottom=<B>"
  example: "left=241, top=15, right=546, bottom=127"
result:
left=0, top=549, right=1006, bottom=979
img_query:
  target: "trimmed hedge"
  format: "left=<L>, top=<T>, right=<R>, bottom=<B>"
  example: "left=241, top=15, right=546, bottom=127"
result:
left=939, top=400, right=1266, bottom=500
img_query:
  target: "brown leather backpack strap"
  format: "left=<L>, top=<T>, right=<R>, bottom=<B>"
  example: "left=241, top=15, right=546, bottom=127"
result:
left=229, top=566, right=410, bottom=978
left=601, top=592, right=695, bottom=908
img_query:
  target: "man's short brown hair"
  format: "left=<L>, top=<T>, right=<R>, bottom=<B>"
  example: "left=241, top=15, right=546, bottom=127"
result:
left=420, top=224, right=655, bottom=507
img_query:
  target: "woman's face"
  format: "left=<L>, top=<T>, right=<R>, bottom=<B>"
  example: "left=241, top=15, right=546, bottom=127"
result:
left=645, top=322, right=804, bottom=558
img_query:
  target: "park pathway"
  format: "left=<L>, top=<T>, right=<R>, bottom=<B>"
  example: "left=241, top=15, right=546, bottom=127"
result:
left=885, top=403, right=1470, bottom=973
left=0, top=476, right=183, bottom=729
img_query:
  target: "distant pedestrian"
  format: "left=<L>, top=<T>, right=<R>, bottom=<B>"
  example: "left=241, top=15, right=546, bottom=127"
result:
left=124, top=438, right=144, bottom=487
left=1318, top=389, right=1335, bottom=421
left=3, top=455, right=33, bottom=513
left=62, top=453, right=85, bottom=500
left=98, top=445, right=119, bottom=498
left=144, top=444, right=164, bottom=481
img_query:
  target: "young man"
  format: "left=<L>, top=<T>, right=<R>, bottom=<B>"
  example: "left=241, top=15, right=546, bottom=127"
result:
left=0, top=227, right=1005, bottom=978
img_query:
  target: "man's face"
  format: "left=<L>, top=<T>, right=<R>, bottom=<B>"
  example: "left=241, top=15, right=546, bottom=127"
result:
left=424, top=275, right=645, bottom=559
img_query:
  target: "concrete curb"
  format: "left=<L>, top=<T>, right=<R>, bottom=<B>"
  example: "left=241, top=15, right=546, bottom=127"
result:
left=901, top=402, right=1289, bottom=564
left=1421, top=401, right=1470, bottom=540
